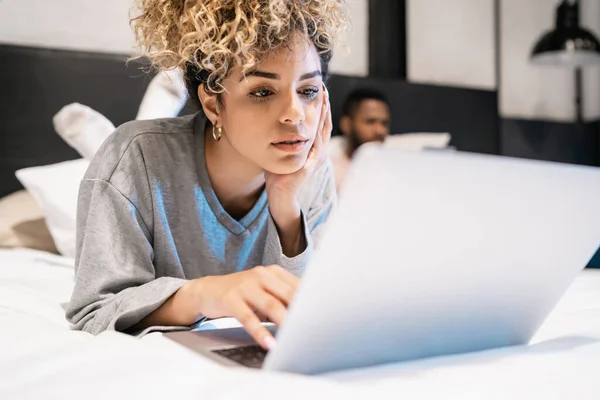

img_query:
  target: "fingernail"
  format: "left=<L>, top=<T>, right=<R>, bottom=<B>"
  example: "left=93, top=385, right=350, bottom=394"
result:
left=264, top=336, right=277, bottom=351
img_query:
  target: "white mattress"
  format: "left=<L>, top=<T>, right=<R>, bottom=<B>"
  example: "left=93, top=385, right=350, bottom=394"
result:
left=1, top=248, right=600, bottom=399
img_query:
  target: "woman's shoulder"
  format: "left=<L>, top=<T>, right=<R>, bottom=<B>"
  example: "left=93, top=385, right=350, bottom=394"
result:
left=85, top=114, right=198, bottom=182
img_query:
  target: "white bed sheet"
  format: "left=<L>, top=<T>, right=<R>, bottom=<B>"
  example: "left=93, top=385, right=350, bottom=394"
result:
left=1, top=248, right=600, bottom=399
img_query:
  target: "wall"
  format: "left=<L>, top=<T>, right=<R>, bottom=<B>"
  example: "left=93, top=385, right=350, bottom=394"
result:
left=581, top=0, right=600, bottom=121
left=500, top=0, right=575, bottom=121
left=500, top=0, right=600, bottom=122
left=1, top=0, right=596, bottom=160
left=0, top=0, right=369, bottom=76
left=330, top=0, right=369, bottom=76
left=407, top=0, right=600, bottom=122
left=499, top=0, right=599, bottom=165
left=0, top=0, right=136, bottom=54
left=407, top=0, right=496, bottom=90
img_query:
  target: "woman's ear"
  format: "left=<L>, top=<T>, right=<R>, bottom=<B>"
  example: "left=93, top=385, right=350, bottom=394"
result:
left=197, top=84, right=220, bottom=126
left=339, top=115, right=352, bottom=137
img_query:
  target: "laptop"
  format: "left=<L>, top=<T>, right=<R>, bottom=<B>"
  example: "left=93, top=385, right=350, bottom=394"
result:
left=165, top=147, right=600, bottom=375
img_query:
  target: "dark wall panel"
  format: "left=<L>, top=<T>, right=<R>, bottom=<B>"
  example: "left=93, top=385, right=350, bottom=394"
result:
left=2, top=44, right=597, bottom=202
left=327, top=75, right=500, bottom=155
left=0, top=44, right=154, bottom=198
left=501, top=119, right=600, bottom=167
left=368, top=0, right=406, bottom=79
left=0, top=44, right=502, bottom=199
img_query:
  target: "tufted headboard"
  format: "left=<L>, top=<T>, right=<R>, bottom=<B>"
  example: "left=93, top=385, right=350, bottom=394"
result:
left=0, top=44, right=156, bottom=198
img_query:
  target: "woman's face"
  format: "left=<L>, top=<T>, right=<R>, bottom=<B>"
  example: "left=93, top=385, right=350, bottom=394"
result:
left=217, top=36, right=325, bottom=175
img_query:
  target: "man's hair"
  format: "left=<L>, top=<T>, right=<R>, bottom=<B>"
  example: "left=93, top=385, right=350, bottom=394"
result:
left=342, top=88, right=390, bottom=118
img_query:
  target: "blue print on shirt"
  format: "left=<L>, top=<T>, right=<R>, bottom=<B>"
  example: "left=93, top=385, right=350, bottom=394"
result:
left=194, top=186, right=227, bottom=264
left=233, top=213, right=267, bottom=271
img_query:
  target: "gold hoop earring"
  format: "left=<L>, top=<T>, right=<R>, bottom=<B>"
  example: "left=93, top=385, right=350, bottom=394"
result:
left=212, top=125, right=222, bottom=142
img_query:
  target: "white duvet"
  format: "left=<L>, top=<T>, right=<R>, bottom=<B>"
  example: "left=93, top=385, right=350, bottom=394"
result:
left=1, top=248, right=600, bottom=399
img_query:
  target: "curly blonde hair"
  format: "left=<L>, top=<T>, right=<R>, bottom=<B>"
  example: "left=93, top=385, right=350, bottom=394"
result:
left=131, top=0, right=348, bottom=102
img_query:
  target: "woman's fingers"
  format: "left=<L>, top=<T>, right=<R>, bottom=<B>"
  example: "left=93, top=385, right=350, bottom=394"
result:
left=298, top=85, right=329, bottom=176
left=255, top=310, right=271, bottom=322
left=308, top=85, right=331, bottom=170
left=313, top=86, right=329, bottom=155
left=255, top=266, right=297, bottom=307
left=265, top=265, right=300, bottom=293
left=228, top=266, right=301, bottom=350
left=241, top=284, right=287, bottom=326
left=230, top=296, right=276, bottom=350
left=322, top=87, right=332, bottom=150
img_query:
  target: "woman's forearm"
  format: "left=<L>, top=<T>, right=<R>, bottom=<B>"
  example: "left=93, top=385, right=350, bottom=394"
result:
left=134, top=280, right=202, bottom=330
left=270, top=201, right=307, bottom=257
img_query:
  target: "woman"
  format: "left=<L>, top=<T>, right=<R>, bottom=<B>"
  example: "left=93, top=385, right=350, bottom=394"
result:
left=66, top=0, right=346, bottom=350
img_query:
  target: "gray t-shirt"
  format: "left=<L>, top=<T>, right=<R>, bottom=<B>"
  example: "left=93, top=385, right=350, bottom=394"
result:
left=66, top=113, right=336, bottom=335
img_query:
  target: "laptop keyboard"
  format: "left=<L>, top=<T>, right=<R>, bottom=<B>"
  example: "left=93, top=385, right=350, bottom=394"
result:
left=211, top=345, right=268, bottom=368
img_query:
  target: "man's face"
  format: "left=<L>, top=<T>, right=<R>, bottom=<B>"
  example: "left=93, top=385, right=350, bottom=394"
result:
left=345, top=99, right=390, bottom=152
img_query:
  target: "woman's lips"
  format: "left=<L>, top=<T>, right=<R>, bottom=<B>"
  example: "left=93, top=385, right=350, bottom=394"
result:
left=271, top=139, right=310, bottom=153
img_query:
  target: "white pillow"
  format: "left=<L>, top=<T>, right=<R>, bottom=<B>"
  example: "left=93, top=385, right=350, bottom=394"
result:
left=15, top=159, right=89, bottom=258
left=52, top=103, right=116, bottom=160
left=53, top=71, right=187, bottom=162
left=328, top=132, right=452, bottom=159
left=385, top=132, right=452, bottom=151
left=136, top=69, right=188, bottom=120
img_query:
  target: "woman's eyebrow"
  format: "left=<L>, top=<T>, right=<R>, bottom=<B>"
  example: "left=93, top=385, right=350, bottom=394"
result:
left=299, top=70, right=322, bottom=80
left=242, top=70, right=322, bottom=82
left=243, top=70, right=280, bottom=81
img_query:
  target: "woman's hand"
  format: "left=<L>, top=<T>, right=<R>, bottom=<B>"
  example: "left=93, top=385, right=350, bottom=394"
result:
left=264, top=85, right=332, bottom=256
left=179, top=265, right=299, bottom=349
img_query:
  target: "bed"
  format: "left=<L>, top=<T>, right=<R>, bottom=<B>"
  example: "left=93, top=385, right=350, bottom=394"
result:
left=1, top=247, right=600, bottom=399
left=2, top=44, right=600, bottom=399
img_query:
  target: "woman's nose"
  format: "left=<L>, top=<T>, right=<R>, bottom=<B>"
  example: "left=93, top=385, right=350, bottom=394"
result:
left=280, top=92, right=305, bottom=124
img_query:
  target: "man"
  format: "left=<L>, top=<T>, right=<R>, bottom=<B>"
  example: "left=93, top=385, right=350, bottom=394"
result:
left=331, top=88, right=391, bottom=192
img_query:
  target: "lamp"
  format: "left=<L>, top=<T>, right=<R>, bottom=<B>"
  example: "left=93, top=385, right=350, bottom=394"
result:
left=531, top=0, right=600, bottom=67
left=530, top=0, right=600, bottom=123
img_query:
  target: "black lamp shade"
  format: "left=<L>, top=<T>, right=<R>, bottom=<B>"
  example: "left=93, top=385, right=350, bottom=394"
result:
left=531, top=0, right=600, bottom=67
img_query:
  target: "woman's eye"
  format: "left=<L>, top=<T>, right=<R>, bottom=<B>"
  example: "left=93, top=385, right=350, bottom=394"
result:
left=249, top=88, right=274, bottom=102
left=249, top=87, right=320, bottom=103
left=299, top=87, right=320, bottom=100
